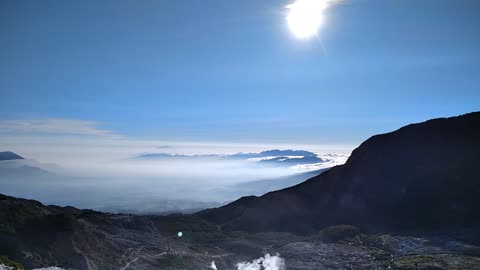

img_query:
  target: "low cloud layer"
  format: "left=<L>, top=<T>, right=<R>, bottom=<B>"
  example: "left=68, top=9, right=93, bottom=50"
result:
left=0, top=118, right=352, bottom=213
left=0, top=149, right=349, bottom=213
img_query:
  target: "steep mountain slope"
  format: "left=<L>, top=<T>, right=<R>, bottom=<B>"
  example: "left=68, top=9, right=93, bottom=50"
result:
left=0, top=194, right=87, bottom=269
left=0, top=152, right=23, bottom=161
left=199, top=112, right=480, bottom=233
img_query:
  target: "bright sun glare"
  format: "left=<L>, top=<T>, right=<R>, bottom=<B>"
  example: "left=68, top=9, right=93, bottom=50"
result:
left=286, top=0, right=336, bottom=39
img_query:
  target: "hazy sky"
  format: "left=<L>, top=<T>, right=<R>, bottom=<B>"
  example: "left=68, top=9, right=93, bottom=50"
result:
left=1, top=0, right=479, bottom=147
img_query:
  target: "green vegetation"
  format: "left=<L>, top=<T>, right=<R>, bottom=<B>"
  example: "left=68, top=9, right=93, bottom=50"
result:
left=0, top=255, right=24, bottom=270
left=392, top=255, right=442, bottom=270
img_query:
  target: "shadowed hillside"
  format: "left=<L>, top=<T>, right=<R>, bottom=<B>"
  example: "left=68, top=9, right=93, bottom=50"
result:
left=199, top=112, right=480, bottom=233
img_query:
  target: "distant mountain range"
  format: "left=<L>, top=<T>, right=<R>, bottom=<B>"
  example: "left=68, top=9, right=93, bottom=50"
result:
left=199, top=112, right=480, bottom=233
left=134, top=149, right=324, bottom=167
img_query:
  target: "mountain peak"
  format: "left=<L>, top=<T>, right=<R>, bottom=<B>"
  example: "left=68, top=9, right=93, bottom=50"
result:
left=0, top=151, right=24, bottom=161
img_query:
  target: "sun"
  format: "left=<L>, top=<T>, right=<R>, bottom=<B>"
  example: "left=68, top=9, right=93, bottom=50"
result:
left=286, top=0, right=335, bottom=39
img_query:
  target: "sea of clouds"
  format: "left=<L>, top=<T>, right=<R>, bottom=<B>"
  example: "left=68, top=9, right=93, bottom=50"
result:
left=0, top=148, right=349, bottom=214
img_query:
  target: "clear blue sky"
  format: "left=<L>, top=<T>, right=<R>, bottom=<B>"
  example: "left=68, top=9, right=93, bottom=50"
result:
left=1, top=0, right=479, bottom=146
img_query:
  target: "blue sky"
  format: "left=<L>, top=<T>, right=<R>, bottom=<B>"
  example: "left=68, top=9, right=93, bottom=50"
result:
left=1, top=0, right=479, bottom=147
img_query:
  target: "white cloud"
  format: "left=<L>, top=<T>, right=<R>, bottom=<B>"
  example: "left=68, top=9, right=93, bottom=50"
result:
left=247, top=156, right=304, bottom=162
left=0, top=119, right=114, bottom=137
left=236, top=254, right=285, bottom=270
left=292, top=153, right=350, bottom=170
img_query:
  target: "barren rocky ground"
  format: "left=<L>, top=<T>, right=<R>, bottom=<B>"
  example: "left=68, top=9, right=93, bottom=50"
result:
left=2, top=195, right=480, bottom=270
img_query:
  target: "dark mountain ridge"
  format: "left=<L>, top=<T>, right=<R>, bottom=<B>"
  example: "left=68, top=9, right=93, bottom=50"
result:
left=199, top=112, right=480, bottom=233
